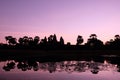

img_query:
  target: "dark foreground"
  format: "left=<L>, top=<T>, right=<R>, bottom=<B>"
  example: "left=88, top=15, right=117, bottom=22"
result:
left=0, top=49, right=120, bottom=61
left=1, top=49, right=120, bottom=80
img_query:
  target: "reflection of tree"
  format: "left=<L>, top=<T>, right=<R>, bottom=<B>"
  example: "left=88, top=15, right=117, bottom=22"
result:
left=2, top=60, right=118, bottom=74
left=39, top=63, right=48, bottom=71
left=91, top=67, right=99, bottom=74
left=3, top=61, right=15, bottom=71
left=88, top=60, right=100, bottom=74
left=47, top=62, right=56, bottom=73
left=75, top=61, right=87, bottom=72
left=17, top=62, right=28, bottom=71
left=33, top=62, right=39, bottom=71
left=117, top=65, right=120, bottom=72
left=17, top=60, right=39, bottom=71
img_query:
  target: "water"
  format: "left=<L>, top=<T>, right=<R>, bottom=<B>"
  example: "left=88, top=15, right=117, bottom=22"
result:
left=0, top=56, right=120, bottom=80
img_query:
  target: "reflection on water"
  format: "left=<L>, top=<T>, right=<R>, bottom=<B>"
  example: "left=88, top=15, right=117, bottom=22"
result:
left=1, top=60, right=119, bottom=74
left=102, top=55, right=119, bottom=57
left=0, top=56, right=120, bottom=80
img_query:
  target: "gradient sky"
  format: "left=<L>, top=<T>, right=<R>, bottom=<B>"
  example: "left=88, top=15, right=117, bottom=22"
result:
left=0, top=0, right=120, bottom=44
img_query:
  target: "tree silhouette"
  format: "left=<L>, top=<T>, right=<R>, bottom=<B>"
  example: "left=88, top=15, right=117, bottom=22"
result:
left=28, top=37, right=34, bottom=46
left=90, top=34, right=97, bottom=39
left=5, top=36, right=12, bottom=44
left=86, top=34, right=103, bottom=48
left=3, top=34, right=120, bottom=50
left=34, top=36, right=40, bottom=45
left=113, top=35, right=120, bottom=48
left=114, top=35, right=120, bottom=40
left=18, top=38, right=24, bottom=45
left=23, top=36, right=29, bottom=45
left=76, top=35, right=83, bottom=45
left=5, top=36, right=17, bottom=45
left=105, top=35, right=120, bottom=49
left=105, top=39, right=114, bottom=46
left=10, top=38, right=17, bottom=45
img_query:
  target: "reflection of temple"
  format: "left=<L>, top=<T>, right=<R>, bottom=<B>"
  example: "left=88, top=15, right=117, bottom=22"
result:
left=1, top=60, right=119, bottom=74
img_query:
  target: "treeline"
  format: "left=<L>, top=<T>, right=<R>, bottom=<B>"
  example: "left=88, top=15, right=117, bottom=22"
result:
left=0, top=34, right=120, bottom=50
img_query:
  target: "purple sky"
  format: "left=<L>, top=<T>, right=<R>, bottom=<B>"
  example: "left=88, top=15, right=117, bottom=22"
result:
left=0, top=0, right=120, bottom=44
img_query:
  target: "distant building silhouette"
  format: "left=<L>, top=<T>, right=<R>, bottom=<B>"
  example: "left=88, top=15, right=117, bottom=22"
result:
left=0, top=34, right=120, bottom=50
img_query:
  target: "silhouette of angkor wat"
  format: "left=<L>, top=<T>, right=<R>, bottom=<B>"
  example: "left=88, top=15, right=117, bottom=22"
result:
left=0, top=34, right=120, bottom=50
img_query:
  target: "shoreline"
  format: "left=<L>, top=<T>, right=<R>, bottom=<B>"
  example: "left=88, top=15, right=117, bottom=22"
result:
left=0, top=49, right=120, bottom=62
left=0, top=49, right=120, bottom=56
